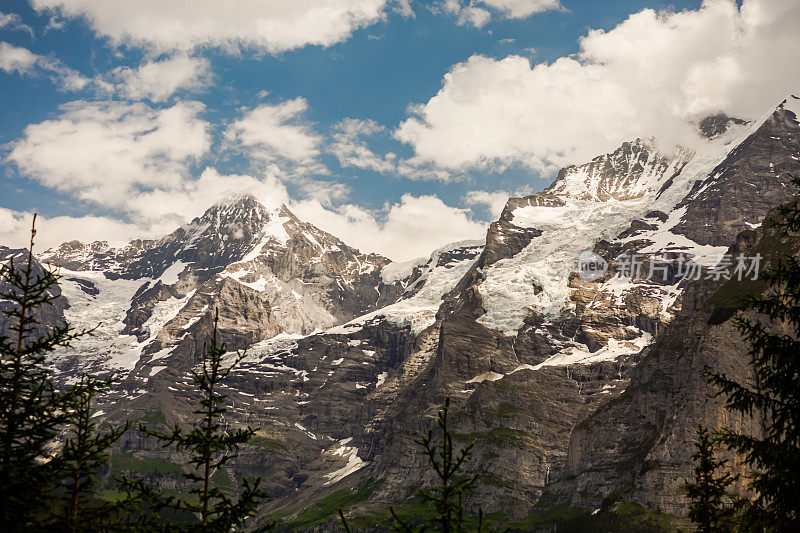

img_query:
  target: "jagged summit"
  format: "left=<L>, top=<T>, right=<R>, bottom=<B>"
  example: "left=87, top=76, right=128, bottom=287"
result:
left=204, top=193, right=292, bottom=218
left=192, top=194, right=296, bottom=231
left=546, top=137, right=692, bottom=202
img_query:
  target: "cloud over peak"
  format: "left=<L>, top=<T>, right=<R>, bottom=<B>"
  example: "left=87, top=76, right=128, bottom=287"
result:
left=397, top=0, right=800, bottom=172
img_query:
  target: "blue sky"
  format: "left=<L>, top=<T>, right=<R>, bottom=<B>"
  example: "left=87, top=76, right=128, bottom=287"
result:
left=0, top=0, right=797, bottom=260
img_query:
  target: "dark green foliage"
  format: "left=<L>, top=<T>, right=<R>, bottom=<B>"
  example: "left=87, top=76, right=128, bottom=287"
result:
left=707, top=175, right=800, bottom=530
left=51, top=375, right=131, bottom=532
left=0, top=216, right=92, bottom=530
left=684, top=425, right=736, bottom=533
left=122, top=310, right=273, bottom=531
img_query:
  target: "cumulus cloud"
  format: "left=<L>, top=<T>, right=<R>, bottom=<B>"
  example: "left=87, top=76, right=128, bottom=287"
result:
left=110, top=54, right=212, bottom=102
left=458, top=7, right=492, bottom=28
left=0, top=208, right=154, bottom=252
left=0, top=167, right=294, bottom=250
left=397, top=0, right=800, bottom=172
left=226, top=98, right=323, bottom=173
left=2, top=97, right=484, bottom=260
left=1, top=177, right=486, bottom=262
left=292, top=194, right=487, bottom=261
left=30, top=0, right=395, bottom=53
left=329, top=118, right=397, bottom=173
left=0, top=43, right=211, bottom=100
left=0, top=41, right=92, bottom=90
left=7, top=100, right=211, bottom=208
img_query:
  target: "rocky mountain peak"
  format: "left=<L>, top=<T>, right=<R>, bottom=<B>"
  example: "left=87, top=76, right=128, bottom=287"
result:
left=197, top=194, right=294, bottom=226
left=546, top=137, right=692, bottom=202
left=698, top=112, right=748, bottom=139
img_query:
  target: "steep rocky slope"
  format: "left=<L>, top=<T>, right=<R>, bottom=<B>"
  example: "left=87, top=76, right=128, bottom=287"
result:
left=553, top=206, right=798, bottom=518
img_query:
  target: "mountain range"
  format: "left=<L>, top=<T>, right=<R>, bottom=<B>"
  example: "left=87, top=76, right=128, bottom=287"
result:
left=3, top=94, right=799, bottom=529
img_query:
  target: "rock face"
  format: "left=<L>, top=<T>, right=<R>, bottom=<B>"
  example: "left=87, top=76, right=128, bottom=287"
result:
left=554, top=212, right=796, bottom=517
left=4, top=96, right=800, bottom=527
left=673, top=97, right=800, bottom=246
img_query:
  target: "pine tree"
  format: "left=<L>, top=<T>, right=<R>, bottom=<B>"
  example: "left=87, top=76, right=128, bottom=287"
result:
left=685, top=424, right=736, bottom=533
left=122, top=309, right=273, bottom=532
left=53, top=375, right=130, bottom=532
left=707, top=175, right=800, bottom=530
left=0, top=215, right=92, bottom=530
left=388, top=397, right=487, bottom=533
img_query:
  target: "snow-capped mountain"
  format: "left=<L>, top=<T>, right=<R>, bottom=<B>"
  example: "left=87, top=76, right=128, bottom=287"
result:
left=41, top=196, right=400, bottom=379
left=3, top=95, right=799, bottom=526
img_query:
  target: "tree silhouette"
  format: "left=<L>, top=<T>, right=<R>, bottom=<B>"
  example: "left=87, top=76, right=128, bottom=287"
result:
left=0, top=215, right=92, bottom=530
left=685, top=424, right=736, bottom=532
left=55, top=376, right=130, bottom=532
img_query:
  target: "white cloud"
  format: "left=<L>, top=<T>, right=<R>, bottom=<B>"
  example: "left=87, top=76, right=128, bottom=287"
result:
left=396, top=0, right=800, bottom=172
left=0, top=12, right=34, bottom=35
left=480, top=0, right=561, bottom=19
left=31, top=0, right=395, bottom=53
left=0, top=208, right=155, bottom=252
left=0, top=167, right=296, bottom=250
left=226, top=98, right=322, bottom=171
left=1, top=173, right=485, bottom=262
left=292, top=194, right=487, bottom=261
left=393, top=0, right=414, bottom=18
left=0, top=43, right=210, bottom=100
left=458, top=7, right=492, bottom=28
left=329, top=117, right=456, bottom=181
left=110, top=54, right=212, bottom=102
left=0, top=42, right=38, bottom=74
left=329, top=118, right=397, bottom=173
left=439, top=0, right=561, bottom=27
left=464, top=190, right=511, bottom=218
left=0, top=41, right=91, bottom=90
left=122, top=167, right=291, bottom=226
left=7, top=100, right=211, bottom=208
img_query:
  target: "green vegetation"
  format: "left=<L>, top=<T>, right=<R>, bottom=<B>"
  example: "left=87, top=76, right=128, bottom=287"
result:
left=122, top=310, right=273, bottom=531
left=280, top=478, right=381, bottom=530
left=0, top=217, right=104, bottom=531
left=248, top=434, right=289, bottom=452
left=507, top=501, right=675, bottom=532
left=495, top=402, right=520, bottom=418
left=453, top=427, right=532, bottom=448
left=109, top=450, right=185, bottom=477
